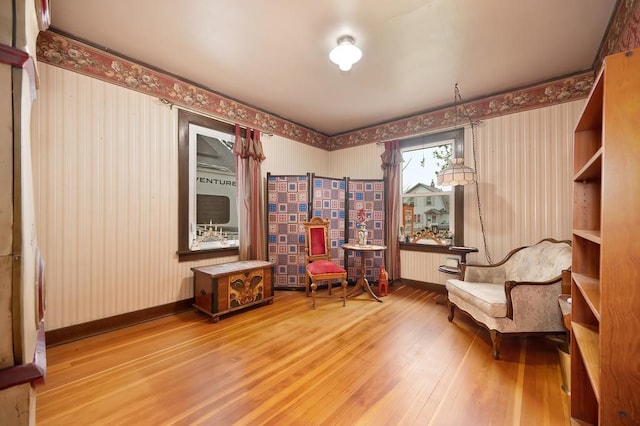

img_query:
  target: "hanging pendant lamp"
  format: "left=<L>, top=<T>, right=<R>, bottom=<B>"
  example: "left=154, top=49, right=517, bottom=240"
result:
left=436, top=84, right=477, bottom=186
left=436, top=157, right=476, bottom=186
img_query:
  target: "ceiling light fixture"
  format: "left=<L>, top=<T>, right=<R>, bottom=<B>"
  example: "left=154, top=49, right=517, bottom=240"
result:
left=329, top=35, right=362, bottom=71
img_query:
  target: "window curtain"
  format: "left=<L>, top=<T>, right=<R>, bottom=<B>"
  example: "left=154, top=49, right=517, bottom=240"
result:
left=234, top=124, right=266, bottom=260
left=381, top=140, right=402, bottom=281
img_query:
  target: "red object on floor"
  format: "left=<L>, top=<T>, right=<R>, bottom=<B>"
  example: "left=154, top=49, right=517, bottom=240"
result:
left=378, top=266, right=389, bottom=296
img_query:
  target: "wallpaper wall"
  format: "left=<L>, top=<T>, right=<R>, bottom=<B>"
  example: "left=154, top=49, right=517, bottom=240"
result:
left=31, top=64, right=331, bottom=329
left=32, top=53, right=585, bottom=330
left=345, top=100, right=585, bottom=285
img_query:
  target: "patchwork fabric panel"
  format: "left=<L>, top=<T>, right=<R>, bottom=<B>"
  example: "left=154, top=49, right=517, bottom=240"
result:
left=267, top=174, right=309, bottom=289
left=267, top=175, right=385, bottom=288
left=347, top=179, right=386, bottom=281
left=312, top=175, right=347, bottom=268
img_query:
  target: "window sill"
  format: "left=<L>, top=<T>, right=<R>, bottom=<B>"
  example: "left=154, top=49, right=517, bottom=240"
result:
left=177, top=247, right=239, bottom=262
left=399, top=243, right=454, bottom=254
left=399, top=243, right=479, bottom=260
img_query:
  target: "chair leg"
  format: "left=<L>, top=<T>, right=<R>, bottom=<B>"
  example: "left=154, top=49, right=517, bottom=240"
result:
left=328, top=280, right=332, bottom=296
left=447, top=301, right=455, bottom=322
left=489, top=330, right=502, bottom=360
left=341, top=279, right=347, bottom=307
left=311, top=281, right=317, bottom=309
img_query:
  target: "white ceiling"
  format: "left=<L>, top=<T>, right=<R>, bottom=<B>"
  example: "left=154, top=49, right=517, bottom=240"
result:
left=48, top=0, right=616, bottom=136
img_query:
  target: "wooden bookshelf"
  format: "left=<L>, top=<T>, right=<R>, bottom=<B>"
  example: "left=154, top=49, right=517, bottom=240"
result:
left=570, top=48, right=640, bottom=425
left=572, top=323, right=600, bottom=401
left=572, top=274, right=600, bottom=321
left=574, top=147, right=602, bottom=182
left=572, top=230, right=601, bottom=244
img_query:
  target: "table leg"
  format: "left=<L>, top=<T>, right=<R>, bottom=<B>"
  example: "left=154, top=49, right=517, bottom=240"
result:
left=360, top=276, right=383, bottom=302
left=347, top=252, right=383, bottom=303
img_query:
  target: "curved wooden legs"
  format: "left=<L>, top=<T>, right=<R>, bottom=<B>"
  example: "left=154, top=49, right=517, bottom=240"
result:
left=447, top=302, right=455, bottom=322
left=446, top=302, right=502, bottom=360
left=489, top=330, right=502, bottom=360
left=341, top=279, right=347, bottom=307
left=311, top=281, right=317, bottom=310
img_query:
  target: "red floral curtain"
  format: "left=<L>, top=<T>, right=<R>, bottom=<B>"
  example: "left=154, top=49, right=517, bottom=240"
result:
left=381, top=140, right=402, bottom=281
left=234, top=125, right=266, bottom=260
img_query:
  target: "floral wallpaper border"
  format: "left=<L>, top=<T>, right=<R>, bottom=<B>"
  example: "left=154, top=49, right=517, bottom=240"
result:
left=594, top=0, right=640, bottom=73
left=329, top=73, right=594, bottom=149
left=36, top=0, right=639, bottom=152
left=35, top=31, right=330, bottom=149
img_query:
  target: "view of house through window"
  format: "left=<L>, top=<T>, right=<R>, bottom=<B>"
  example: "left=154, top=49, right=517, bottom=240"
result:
left=189, top=124, right=239, bottom=250
left=402, top=138, right=455, bottom=245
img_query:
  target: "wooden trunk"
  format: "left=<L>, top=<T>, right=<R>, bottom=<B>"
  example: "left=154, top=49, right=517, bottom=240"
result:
left=192, top=260, right=274, bottom=322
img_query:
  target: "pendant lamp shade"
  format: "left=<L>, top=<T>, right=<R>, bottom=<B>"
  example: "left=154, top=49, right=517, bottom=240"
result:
left=436, top=158, right=476, bottom=186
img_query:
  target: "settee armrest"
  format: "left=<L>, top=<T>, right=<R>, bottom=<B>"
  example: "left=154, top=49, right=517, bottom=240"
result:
left=462, top=263, right=507, bottom=284
left=504, top=270, right=568, bottom=320
left=461, top=246, right=526, bottom=283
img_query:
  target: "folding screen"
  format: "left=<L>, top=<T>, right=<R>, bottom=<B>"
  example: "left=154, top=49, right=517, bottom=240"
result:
left=267, top=173, right=385, bottom=289
left=346, top=179, right=386, bottom=282
left=266, top=173, right=309, bottom=289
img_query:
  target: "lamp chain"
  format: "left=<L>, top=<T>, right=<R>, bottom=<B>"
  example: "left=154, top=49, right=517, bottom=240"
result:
left=455, top=84, right=493, bottom=264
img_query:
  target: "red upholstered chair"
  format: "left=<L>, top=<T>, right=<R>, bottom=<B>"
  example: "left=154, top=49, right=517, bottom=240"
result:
left=303, top=217, right=347, bottom=309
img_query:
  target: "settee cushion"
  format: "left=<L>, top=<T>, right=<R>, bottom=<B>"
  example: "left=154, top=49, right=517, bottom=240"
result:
left=445, top=281, right=507, bottom=318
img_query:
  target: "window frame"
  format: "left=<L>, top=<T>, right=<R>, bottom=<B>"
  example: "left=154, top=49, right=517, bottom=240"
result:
left=399, top=128, right=465, bottom=253
left=177, top=109, right=241, bottom=261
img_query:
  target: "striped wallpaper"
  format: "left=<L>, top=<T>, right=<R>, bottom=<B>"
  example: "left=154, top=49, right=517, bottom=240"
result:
left=32, top=62, right=583, bottom=329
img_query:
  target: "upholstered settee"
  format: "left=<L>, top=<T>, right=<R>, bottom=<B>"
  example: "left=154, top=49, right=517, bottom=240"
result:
left=445, top=238, right=571, bottom=359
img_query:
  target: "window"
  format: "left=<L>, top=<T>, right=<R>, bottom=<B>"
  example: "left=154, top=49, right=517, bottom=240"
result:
left=190, top=126, right=239, bottom=249
left=400, top=129, right=464, bottom=250
left=178, top=110, right=241, bottom=261
left=197, top=195, right=230, bottom=225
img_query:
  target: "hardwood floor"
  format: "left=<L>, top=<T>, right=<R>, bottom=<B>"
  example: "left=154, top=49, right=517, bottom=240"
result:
left=36, top=284, right=570, bottom=425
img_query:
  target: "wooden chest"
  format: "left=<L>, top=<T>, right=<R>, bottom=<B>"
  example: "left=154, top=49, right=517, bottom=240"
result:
left=192, top=260, right=274, bottom=322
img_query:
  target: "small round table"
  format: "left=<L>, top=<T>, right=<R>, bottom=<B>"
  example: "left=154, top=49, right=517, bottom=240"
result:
left=341, top=243, right=387, bottom=303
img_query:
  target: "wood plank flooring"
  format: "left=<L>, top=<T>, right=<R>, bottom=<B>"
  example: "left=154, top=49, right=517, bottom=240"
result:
left=36, top=284, right=570, bottom=425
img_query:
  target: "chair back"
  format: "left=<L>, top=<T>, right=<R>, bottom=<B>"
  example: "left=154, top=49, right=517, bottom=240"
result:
left=303, top=217, right=331, bottom=262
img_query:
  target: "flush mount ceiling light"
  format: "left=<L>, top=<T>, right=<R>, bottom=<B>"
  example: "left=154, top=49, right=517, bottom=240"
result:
left=329, top=35, right=362, bottom=71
